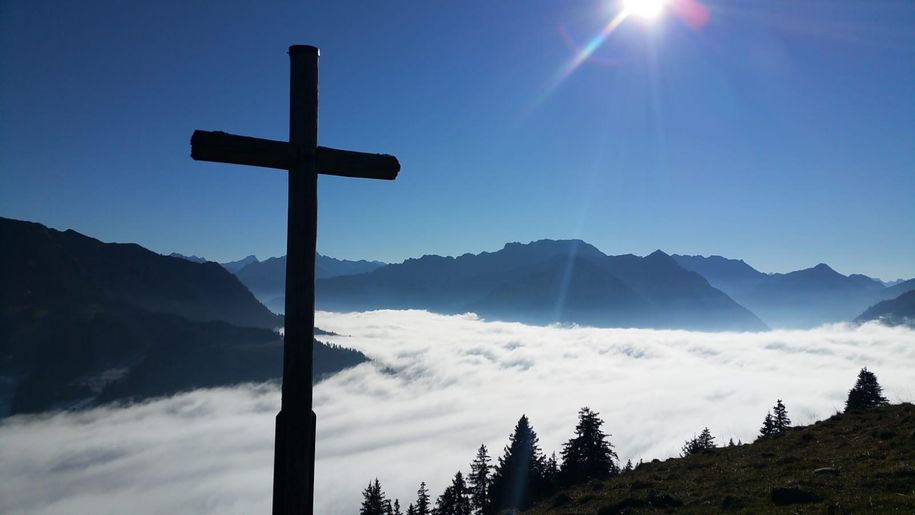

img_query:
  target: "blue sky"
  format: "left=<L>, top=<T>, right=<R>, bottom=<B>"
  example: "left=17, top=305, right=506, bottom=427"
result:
left=1, top=0, right=913, bottom=279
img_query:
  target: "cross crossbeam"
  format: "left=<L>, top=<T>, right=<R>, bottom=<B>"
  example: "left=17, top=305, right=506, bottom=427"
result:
left=191, top=130, right=400, bottom=180
left=189, top=44, right=399, bottom=514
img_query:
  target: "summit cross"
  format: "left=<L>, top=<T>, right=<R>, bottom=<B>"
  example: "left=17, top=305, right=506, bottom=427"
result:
left=189, top=44, right=400, bottom=513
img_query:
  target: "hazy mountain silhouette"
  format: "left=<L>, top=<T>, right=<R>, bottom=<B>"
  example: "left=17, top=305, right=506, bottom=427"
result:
left=884, top=278, right=915, bottom=299
left=0, top=217, right=367, bottom=416
left=168, top=252, right=207, bottom=263
left=171, top=252, right=260, bottom=273
left=220, top=254, right=259, bottom=273
left=673, top=255, right=910, bottom=328
left=855, top=290, right=915, bottom=327
left=234, top=254, right=387, bottom=312
left=474, top=255, right=649, bottom=326
left=316, top=240, right=766, bottom=331
left=671, top=255, right=766, bottom=284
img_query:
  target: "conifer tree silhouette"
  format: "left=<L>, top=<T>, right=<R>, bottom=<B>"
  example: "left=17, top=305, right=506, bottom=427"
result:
left=681, top=427, right=715, bottom=456
left=468, top=444, right=491, bottom=515
left=559, top=407, right=619, bottom=483
left=391, top=499, right=402, bottom=515
left=487, top=415, right=547, bottom=513
left=544, top=452, right=559, bottom=485
left=759, top=411, right=776, bottom=438
left=416, top=481, right=431, bottom=515
left=772, top=399, right=791, bottom=431
left=622, top=459, right=634, bottom=473
left=845, top=367, right=889, bottom=412
left=434, top=471, right=472, bottom=515
left=361, top=478, right=387, bottom=515
left=406, top=503, right=416, bottom=515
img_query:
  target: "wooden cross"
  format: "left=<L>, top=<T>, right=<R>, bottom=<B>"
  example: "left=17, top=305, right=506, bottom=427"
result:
left=189, top=45, right=399, bottom=514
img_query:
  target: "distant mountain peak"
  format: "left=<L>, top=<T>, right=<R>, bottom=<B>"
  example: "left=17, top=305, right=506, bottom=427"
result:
left=503, top=238, right=592, bottom=250
left=220, top=254, right=260, bottom=273
left=791, top=263, right=844, bottom=280
left=168, top=252, right=207, bottom=264
left=496, top=239, right=606, bottom=262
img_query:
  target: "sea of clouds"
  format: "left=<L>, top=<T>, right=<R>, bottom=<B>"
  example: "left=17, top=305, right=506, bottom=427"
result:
left=2, top=310, right=914, bottom=514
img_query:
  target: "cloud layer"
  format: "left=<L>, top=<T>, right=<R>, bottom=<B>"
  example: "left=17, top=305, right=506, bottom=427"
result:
left=2, top=310, right=914, bottom=514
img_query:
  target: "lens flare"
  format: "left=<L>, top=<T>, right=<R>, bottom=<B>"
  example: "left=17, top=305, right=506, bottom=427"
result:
left=529, top=0, right=708, bottom=112
left=559, top=12, right=629, bottom=81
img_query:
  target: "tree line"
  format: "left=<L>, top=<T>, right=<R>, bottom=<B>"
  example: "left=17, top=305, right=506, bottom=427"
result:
left=359, top=367, right=889, bottom=514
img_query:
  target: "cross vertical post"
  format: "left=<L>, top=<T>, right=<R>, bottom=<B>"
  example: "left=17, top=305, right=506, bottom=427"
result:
left=189, top=43, right=399, bottom=515
left=273, top=44, right=319, bottom=514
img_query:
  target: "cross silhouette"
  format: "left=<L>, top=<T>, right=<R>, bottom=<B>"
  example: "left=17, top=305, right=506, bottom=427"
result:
left=190, top=44, right=399, bottom=513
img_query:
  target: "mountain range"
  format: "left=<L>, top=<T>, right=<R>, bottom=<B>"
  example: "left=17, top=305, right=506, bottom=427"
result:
left=672, top=255, right=912, bottom=328
left=5, top=214, right=913, bottom=417
left=231, top=254, right=386, bottom=312
left=176, top=240, right=914, bottom=330
left=168, top=252, right=388, bottom=313
left=0, top=217, right=367, bottom=417
left=314, top=240, right=767, bottom=331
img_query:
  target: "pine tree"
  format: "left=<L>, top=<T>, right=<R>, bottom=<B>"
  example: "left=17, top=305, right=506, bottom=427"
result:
left=487, top=415, right=547, bottom=513
left=727, top=438, right=735, bottom=447
left=759, top=411, right=776, bottom=438
left=392, top=499, right=402, bottom=515
left=772, top=399, right=791, bottom=432
left=544, top=452, right=559, bottom=485
left=406, top=503, right=416, bottom=515
left=361, top=478, right=387, bottom=515
left=698, top=427, right=714, bottom=448
left=416, top=482, right=431, bottom=515
left=384, top=499, right=393, bottom=515
left=434, top=471, right=472, bottom=515
left=622, top=459, right=633, bottom=473
left=681, top=427, right=715, bottom=457
left=559, top=407, right=619, bottom=483
left=468, top=444, right=491, bottom=515
left=845, top=367, right=889, bottom=412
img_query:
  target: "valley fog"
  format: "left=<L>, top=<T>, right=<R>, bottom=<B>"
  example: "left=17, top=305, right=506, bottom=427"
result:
left=1, top=310, right=913, bottom=514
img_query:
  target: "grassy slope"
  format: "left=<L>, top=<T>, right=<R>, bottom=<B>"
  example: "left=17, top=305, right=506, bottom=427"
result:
left=528, top=403, right=915, bottom=513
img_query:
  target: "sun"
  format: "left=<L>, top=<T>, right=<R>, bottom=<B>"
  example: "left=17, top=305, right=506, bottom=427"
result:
left=623, top=0, right=667, bottom=19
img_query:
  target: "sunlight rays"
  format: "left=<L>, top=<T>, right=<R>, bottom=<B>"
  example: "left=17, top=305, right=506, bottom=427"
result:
left=534, top=10, right=631, bottom=108
left=532, top=0, right=709, bottom=112
left=562, top=10, right=632, bottom=80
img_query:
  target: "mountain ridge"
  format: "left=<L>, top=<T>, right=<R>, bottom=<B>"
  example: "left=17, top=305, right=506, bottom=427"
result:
left=673, top=254, right=911, bottom=328
left=855, top=290, right=915, bottom=327
left=316, top=239, right=767, bottom=331
left=0, top=217, right=367, bottom=417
